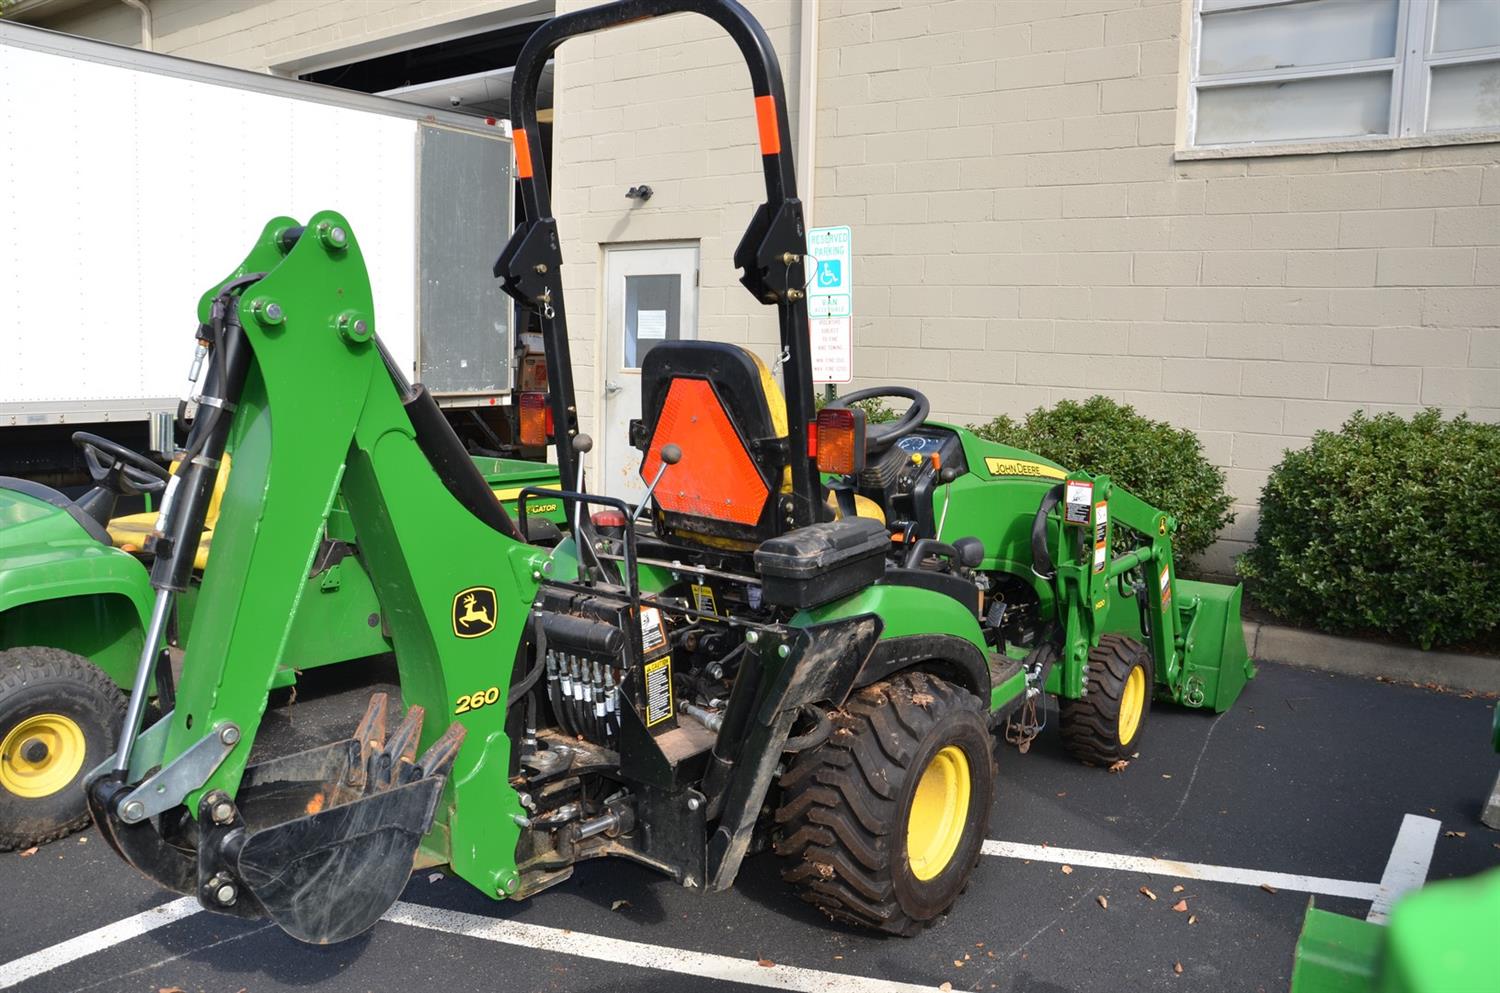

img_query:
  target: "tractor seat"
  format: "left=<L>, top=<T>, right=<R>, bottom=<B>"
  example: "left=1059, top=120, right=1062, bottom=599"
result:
left=107, top=455, right=233, bottom=571
left=637, top=342, right=886, bottom=551
left=636, top=342, right=791, bottom=550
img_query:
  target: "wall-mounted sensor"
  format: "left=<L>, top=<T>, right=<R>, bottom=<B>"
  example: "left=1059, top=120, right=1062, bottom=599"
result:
left=625, top=185, right=653, bottom=201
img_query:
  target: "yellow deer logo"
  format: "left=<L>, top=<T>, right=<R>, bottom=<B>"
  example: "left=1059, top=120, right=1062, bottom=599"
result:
left=452, top=587, right=497, bottom=638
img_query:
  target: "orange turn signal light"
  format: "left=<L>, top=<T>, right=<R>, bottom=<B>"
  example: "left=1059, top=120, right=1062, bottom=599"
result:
left=518, top=392, right=549, bottom=447
left=814, top=407, right=867, bottom=476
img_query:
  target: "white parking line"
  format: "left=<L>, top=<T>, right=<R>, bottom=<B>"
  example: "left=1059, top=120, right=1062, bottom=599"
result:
left=383, top=901, right=938, bottom=993
left=0, top=897, right=199, bottom=990
left=1366, top=814, right=1441, bottom=924
left=983, top=840, right=1381, bottom=900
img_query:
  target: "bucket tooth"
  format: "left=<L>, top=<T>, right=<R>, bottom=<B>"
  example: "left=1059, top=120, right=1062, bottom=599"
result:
left=412, top=721, right=465, bottom=782
left=367, top=704, right=424, bottom=793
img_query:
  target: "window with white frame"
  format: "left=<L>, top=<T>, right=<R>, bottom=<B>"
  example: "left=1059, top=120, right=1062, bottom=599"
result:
left=1188, top=0, right=1500, bottom=149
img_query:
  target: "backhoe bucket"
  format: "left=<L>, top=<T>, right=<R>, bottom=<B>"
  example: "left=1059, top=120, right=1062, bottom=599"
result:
left=1176, top=579, right=1254, bottom=712
left=89, top=694, right=463, bottom=944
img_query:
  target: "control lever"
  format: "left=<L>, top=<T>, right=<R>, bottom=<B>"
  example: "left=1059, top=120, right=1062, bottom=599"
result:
left=631, top=443, right=681, bottom=526
left=936, top=464, right=958, bottom=539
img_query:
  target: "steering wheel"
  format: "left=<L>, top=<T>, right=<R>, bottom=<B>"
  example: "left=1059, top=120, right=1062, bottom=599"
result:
left=824, top=386, right=931, bottom=456
left=72, top=432, right=170, bottom=497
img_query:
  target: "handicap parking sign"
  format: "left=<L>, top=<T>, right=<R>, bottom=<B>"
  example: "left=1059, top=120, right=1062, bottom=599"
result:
left=816, top=259, right=842, bottom=288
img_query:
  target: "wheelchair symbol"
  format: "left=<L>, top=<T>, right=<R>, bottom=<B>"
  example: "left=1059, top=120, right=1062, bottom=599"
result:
left=816, top=260, right=842, bottom=288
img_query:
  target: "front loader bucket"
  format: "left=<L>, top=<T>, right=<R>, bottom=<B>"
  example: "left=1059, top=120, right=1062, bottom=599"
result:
left=1176, top=579, right=1255, bottom=712
left=89, top=694, right=463, bottom=944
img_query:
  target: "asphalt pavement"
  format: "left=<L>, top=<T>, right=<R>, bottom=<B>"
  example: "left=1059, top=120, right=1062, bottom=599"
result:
left=2, top=659, right=1496, bottom=993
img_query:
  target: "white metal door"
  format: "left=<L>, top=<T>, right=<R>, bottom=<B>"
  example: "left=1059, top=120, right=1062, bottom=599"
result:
left=600, top=243, right=699, bottom=503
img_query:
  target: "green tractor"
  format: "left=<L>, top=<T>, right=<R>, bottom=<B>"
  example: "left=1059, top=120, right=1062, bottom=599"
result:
left=84, top=0, right=1252, bottom=943
left=1288, top=705, right=1500, bottom=993
left=0, top=431, right=563, bottom=852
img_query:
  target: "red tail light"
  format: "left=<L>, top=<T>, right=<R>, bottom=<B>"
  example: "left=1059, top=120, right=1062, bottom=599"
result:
left=518, top=392, right=548, bottom=446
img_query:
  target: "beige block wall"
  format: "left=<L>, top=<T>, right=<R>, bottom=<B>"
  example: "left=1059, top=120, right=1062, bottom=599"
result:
left=550, top=0, right=804, bottom=437
left=19, top=0, right=1499, bottom=576
left=817, top=0, right=1500, bottom=574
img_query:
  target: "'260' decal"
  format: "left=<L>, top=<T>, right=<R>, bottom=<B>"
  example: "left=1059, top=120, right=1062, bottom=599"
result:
left=454, top=686, right=501, bottom=715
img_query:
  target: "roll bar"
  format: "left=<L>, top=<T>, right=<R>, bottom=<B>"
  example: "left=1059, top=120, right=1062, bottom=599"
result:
left=495, top=0, right=822, bottom=530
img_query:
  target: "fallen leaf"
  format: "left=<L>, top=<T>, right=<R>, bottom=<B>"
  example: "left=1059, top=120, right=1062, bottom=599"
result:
left=1140, top=886, right=1158, bottom=901
left=975, top=942, right=985, bottom=948
left=1097, top=895, right=1109, bottom=909
left=953, top=959, right=965, bottom=968
left=911, top=692, right=935, bottom=707
left=18, top=847, right=37, bottom=857
left=77, top=836, right=88, bottom=845
left=964, top=953, right=971, bottom=961
left=1173, top=962, right=1184, bottom=975
left=940, top=984, right=953, bottom=992
left=1161, top=773, right=1172, bottom=779
left=1056, top=791, right=1067, bottom=798
left=158, top=988, right=185, bottom=993
left=1260, top=883, right=1278, bottom=894
left=757, top=958, right=775, bottom=968
left=986, top=950, right=996, bottom=958
left=833, top=955, right=843, bottom=960
left=1108, top=759, right=1130, bottom=774
left=1444, top=831, right=1467, bottom=839
left=611, top=899, right=631, bottom=911
left=1172, top=899, right=1188, bottom=912
left=1061, top=865, right=1074, bottom=875
left=1254, top=724, right=1266, bottom=730
left=1172, top=885, right=1184, bottom=893
left=1188, top=914, right=1198, bottom=925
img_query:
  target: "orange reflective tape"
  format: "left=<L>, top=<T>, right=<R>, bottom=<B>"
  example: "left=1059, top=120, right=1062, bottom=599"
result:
left=514, top=127, right=534, bottom=179
left=754, top=95, right=781, bottom=156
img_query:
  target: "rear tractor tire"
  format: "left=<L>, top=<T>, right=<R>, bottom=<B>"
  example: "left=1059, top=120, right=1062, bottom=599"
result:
left=0, top=647, right=126, bottom=851
left=774, top=671, right=994, bottom=936
left=1059, top=634, right=1153, bottom=766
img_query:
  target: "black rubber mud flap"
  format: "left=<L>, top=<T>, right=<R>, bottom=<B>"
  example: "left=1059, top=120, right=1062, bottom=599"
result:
left=705, top=614, right=882, bottom=891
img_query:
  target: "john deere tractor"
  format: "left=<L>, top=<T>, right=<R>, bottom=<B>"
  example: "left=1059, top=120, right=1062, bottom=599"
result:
left=84, top=0, right=1252, bottom=943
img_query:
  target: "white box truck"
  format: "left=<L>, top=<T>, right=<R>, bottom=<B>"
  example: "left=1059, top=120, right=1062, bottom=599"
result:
left=0, top=21, right=519, bottom=478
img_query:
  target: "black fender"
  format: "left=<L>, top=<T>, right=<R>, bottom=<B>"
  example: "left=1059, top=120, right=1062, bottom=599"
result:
left=854, top=634, right=991, bottom=700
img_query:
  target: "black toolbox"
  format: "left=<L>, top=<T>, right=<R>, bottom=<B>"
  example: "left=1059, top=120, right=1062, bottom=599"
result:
left=754, top=517, right=890, bottom=610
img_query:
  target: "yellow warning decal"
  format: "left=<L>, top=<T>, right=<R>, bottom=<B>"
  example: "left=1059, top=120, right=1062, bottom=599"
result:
left=644, top=655, right=674, bottom=727
left=690, top=583, right=718, bottom=615
left=984, top=457, right=1066, bottom=480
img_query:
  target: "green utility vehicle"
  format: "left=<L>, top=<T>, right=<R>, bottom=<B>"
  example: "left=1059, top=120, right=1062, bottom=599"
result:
left=1289, top=707, right=1500, bottom=993
left=86, top=0, right=1252, bottom=944
left=0, top=431, right=563, bottom=852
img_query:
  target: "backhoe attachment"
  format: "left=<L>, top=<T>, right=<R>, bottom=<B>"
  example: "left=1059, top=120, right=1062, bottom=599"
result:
left=90, top=694, right=463, bottom=944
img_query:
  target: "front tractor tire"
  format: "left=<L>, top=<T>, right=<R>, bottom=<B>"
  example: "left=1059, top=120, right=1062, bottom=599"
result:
left=775, top=671, right=994, bottom=936
left=0, top=647, right=126, bottom=851
left=1059, top=634, right=1153, bottom=766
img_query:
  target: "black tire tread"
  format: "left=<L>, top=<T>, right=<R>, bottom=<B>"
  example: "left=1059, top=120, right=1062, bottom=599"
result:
left=0, top=647, right=125, bottom=851
left=774, top=671, right=989, bottom=936
left=1058, top=634, right=1151, bottom=766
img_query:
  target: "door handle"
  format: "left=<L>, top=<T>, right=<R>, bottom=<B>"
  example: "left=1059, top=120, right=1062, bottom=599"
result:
left=605, top=380, right=623, bottom=396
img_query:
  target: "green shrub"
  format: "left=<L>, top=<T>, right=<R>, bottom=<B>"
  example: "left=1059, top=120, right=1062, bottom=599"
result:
left=1238, top=409, right=1500, bottom=650
left=971, top=395, right=1234, bottom=561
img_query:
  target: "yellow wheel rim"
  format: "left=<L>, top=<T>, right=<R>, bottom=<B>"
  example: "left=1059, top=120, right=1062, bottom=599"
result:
left=1118, top=666, right=1146, bottom=745
left=906, top=745, right=971, bottom=881
left=0, top=713, right=87, bottom=799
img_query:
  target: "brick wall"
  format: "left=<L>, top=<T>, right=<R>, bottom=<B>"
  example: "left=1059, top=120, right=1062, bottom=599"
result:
left=550, top=0, right=804, bottom=440
left=19, top=0, right=1499, bottom=575
left=816, top=0, right=1499, bottom=574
